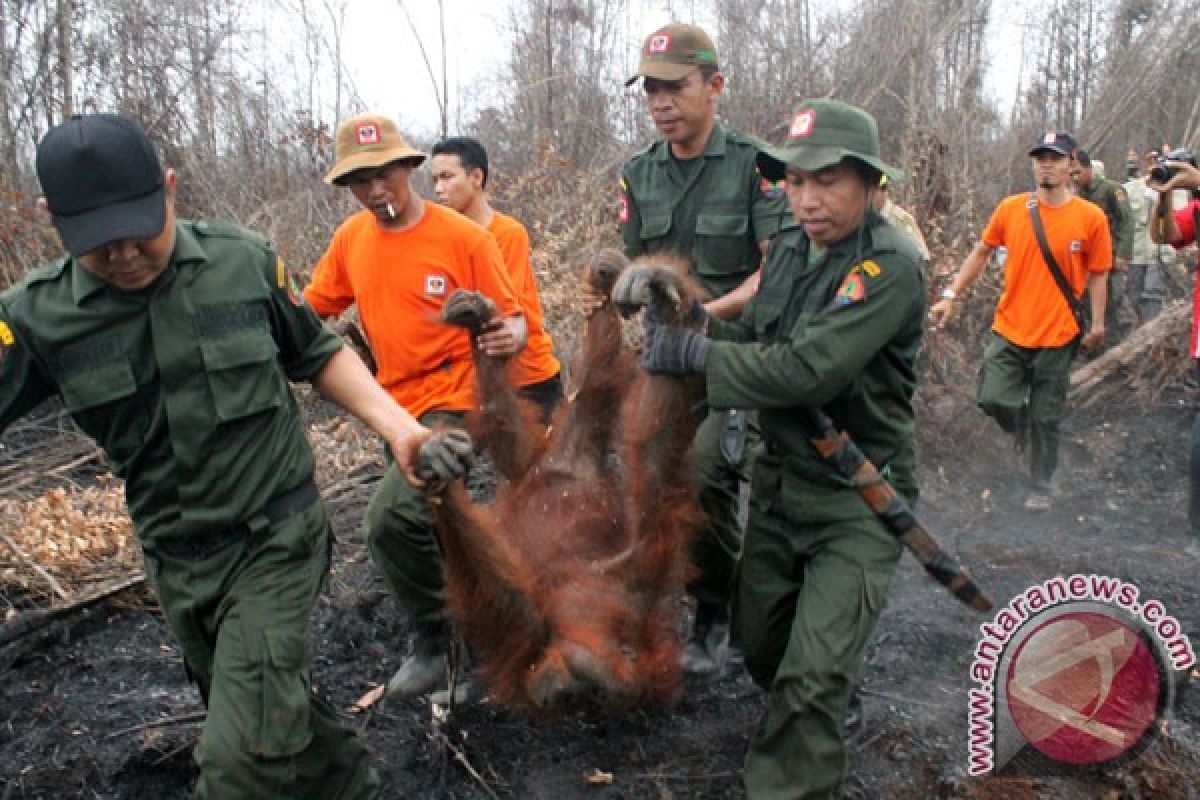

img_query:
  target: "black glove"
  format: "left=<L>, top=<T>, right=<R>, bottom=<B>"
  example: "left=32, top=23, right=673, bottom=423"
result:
left=641, top=325, right=710, bottom=375
left=415, top=429, right=475, bottom=487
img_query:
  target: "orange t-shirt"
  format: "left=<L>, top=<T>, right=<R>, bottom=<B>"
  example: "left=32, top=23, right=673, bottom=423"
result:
left=305, top=203, right=520, bottom=417
left=982, top=194, right=1111, bottom=348
left=488, top=211, right=560, bottom=387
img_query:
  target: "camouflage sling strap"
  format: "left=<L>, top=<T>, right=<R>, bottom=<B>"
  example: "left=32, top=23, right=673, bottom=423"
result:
left=802, top=408, right=994, bottom=612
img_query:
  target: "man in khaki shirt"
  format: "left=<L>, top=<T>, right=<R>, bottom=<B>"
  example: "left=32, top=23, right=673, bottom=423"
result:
left=873, top=175, right=930, bottom=261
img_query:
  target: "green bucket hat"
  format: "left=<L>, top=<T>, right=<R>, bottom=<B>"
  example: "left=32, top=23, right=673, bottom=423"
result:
left=756, top=100, right=903, bottom=184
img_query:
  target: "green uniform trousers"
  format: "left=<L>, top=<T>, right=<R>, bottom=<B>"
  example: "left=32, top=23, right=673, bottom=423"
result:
left=143, top=499, right=378, bottom=800
left=976, top=332, right=1077, bottom=489
left=363, top=410, right=464, bottom=626
left=691, top=407, right=759, bottom=610
left=733, top=471, right=901, bottom=800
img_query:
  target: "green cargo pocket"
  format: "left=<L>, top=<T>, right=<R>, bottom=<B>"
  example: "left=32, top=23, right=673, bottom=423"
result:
left=639, top=212, right=673, bottom=244
left=58, top=359, right=146, bottom=463
left=695, top=212, right=751, bottom=278
left=200, top=333, right=283, bottom=423
left=259, top=628, right=313, bottom=758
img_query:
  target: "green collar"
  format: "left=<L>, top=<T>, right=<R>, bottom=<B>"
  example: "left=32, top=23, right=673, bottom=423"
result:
left=69, top=221, right=206, bottom=305
left=652, top=123, right=728, bottom=162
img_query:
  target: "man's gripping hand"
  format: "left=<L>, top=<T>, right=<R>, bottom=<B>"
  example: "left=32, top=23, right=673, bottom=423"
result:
left=641, top=324, right=709, bottom=375
left=413, top=429, right=476, bottom=490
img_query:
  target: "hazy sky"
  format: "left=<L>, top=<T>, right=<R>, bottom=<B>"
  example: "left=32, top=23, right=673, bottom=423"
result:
left=338, top=0, right=1027, bottom=138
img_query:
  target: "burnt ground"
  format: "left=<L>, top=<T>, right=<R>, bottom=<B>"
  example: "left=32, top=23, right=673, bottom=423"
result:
left=2, top=382, right=1199, bottom=800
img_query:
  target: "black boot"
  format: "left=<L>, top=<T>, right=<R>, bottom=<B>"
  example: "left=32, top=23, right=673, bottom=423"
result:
left=681, top=603, right=730, bottom=678
left=387, top=620, right=450, bottom=697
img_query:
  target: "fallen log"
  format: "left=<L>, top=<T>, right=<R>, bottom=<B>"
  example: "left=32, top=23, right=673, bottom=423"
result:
left=0, top=572, right=145, bottom=649
left=1068, top=300, right=1191, bottom=408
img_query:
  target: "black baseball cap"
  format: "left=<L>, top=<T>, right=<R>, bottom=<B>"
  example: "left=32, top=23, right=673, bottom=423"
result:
left=1028, top=130, right=1078, bottom=157
left=35, top=113, right=166, bottom=256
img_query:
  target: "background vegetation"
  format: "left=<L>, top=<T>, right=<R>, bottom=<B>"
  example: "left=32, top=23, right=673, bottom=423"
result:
left=2, top=0, right=1198, bottom=342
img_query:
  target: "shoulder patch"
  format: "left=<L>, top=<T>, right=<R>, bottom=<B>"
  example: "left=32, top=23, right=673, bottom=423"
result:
left=833, top=272, right=866, bottom=307
left=0, top=318, right=14, bottom=364
left=759, top=175, right=785, bottom=201
left=274, top=256, right=306, bottom=306
left=859, top=260, right=882, bottom=278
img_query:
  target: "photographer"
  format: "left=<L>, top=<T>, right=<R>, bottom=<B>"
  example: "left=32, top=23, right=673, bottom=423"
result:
left=1147, top=150, right=1200, bottom=249
left=1147, top=149, right=1200, bottom=555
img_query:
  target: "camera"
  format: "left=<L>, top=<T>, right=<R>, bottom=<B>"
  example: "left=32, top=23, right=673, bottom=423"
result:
left=1149, top=148, right=1198, bottom=184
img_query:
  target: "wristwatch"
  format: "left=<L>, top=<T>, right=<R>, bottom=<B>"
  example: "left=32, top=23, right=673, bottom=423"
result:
left=940, top=288, right=957, bottom=300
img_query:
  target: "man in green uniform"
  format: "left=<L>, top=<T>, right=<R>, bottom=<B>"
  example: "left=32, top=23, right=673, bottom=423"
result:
left=621, top=100, right=925, bottom=798
left=1073, top=148, right=1133, bottom=341
left=0, top=113, right=442, bottom=799
left=599, top=22, right=789, bottom=676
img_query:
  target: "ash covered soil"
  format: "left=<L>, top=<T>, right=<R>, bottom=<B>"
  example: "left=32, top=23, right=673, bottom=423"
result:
left=2, top=386, right=1198, bottom=800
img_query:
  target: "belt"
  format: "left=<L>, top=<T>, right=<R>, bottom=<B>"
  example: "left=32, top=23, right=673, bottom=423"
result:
left=155, top=480, right=319, bottom=560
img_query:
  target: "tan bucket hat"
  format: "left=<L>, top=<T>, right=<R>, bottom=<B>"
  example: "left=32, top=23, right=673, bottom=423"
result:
left=325, top=114, right=425, bottom=186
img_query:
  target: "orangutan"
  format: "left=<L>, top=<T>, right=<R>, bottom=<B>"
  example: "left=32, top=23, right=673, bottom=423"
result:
left=415, top=250, right=706, bottom=710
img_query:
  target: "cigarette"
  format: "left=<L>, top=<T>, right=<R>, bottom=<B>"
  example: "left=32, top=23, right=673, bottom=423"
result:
left=386, top=203, right=396, bottom=219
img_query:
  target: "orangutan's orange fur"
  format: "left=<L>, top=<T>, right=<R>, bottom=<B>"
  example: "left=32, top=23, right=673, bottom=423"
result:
left=429, top=250, right=705, bottom=710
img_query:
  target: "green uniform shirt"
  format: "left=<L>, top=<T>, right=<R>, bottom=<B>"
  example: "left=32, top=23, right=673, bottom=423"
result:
left=0, top=220, right=341, bottom=542
left=1079, top=175, right=1134, bottom=262
left=619, top=124, right=790, bottom=298
left=705, top=213, right=926, bottom=515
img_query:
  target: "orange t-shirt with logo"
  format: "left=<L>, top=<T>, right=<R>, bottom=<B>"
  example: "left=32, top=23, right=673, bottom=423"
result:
left=487, top=211, right=560, bottom=387
left=305, top=203, right=520, bottom=417
left=982, top=194, right=1111, bottom=348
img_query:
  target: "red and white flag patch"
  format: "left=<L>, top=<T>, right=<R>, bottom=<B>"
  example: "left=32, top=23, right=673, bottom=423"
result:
left=356, top=123, right=380, bottom=146
left=789, top=109, right=816, bottom=139
left=425, top=275, right=447, bottom=296
left=648, top=33, right=672, bottom=53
